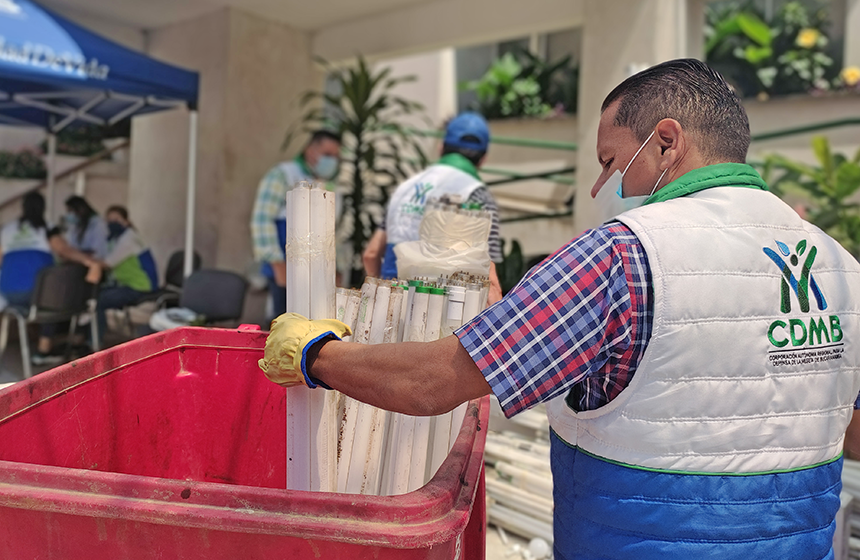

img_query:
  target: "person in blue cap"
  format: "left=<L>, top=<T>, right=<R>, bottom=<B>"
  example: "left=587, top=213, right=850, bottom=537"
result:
left=362, top=112, right=503, bottom=303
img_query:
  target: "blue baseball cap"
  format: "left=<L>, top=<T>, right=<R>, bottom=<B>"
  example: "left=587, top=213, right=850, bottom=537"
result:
left=444, top=112, right=490, bottom=152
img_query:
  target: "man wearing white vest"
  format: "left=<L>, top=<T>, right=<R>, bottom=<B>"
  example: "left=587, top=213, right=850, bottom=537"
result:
left=260, top=59, right=860, bottom=559
left=362, top=112, right=503, bottom=303
left=251, top=129, right=341, bottom=319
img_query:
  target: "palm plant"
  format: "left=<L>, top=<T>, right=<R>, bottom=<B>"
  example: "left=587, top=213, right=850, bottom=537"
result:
left=764, top=136, right=860, bottom=258
left=284, top=56, right=429, bottom=286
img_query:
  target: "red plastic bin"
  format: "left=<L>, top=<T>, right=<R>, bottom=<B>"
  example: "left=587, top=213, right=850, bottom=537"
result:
left=0, top=327, right=488, bottom=559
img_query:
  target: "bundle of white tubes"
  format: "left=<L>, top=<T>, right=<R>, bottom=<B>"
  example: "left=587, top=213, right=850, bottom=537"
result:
left=335, top=274, right=490, bottom=495
left=284, top=181, right=338, bottom=492
left=281, top=183, right=490, bottom=495
left=484, top=430, right=554, bottom=545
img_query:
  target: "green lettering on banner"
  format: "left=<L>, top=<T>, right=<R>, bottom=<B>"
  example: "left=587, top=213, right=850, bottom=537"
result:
left=808, top=317, right=831, bottom=346
left=831, top=315, right=844, bottom=342
left=789, top=318, right=807, bottom=346
left=768, top=320, right=789, bottom=348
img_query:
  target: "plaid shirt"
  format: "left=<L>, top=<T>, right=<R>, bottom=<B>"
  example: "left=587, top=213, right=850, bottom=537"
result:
left=251, top=165, right=290, bottom=264
left=456, top=222, right=652, bottom=417
left=251, top=159, right=312, bottom=263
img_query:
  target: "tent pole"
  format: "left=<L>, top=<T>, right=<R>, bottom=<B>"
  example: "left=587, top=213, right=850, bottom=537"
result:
left=184, top=110, right=198, bottom=277
left=46, top=132, right=56, bottom=222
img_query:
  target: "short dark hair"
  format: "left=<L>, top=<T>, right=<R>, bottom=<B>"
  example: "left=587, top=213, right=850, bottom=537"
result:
left=21, top=192, right=46, bottom=230
left=308, top=129, right=342, bottom=146
left=106, top=205, right=129, bottom=221
left=601, top=59, right=750, bottom=163
left=442, top=135, right=486, bottom=167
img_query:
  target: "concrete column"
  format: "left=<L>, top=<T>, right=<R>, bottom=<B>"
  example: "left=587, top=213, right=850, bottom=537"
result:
left=574, top=0, right=691, bottom=232
left=846, top=0, right=860, bottom=68
left=129, top=10, right=229, bottom=273
left=128, top=9, right=317, bottom=274
left=686, top=0, right=708, bottom=62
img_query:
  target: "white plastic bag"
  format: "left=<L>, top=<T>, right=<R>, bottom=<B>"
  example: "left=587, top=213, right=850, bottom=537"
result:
left=394, top=205, right=492, bottom=279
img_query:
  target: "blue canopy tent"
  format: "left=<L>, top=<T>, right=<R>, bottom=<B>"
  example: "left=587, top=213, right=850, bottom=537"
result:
left=0, top=0, right=201, bottom=275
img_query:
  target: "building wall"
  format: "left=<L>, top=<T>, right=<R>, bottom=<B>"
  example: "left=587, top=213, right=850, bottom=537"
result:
left=128, top=9, right=230, bottom=272
left=313, top=0, right=584, bottom=62
left=46, top=6, right=147, bottom=51
left=219, top=9, right=319, bottom=275
left=128, top=8, right=318, bottom=280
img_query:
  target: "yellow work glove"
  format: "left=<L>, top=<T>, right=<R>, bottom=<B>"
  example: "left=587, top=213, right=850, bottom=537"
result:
left=258, top=312, right=351, bottom=388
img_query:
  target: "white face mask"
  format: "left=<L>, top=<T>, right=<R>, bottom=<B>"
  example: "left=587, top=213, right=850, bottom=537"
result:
left=593, top=130, right=669, bottom=220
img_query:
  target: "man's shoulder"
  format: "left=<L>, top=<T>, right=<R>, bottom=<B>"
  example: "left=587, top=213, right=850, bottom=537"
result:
left=260, top=160, right=302, bottom=185
left=594, top=221, right=640, bottom=241
left=561, top=221, right=644, bottom=259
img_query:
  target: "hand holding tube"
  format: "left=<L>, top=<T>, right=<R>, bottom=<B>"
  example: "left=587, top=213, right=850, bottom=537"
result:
left=258, top=313, right=351, bottom=387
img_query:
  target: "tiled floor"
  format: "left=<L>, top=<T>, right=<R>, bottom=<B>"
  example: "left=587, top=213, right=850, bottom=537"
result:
left=0, top=338, right=54, bottom=384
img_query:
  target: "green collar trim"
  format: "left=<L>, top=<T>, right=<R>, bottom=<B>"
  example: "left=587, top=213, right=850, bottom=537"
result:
left=438, top=153, right=481, bottom=180
left=550, top=427, right=841, bottom=476
left=644, top=163, right=768, bottom=206
left=294, top=154, right=313, bottom=177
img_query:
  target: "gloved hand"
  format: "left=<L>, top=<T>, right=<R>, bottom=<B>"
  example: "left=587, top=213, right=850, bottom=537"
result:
left=258, top=313, right=351, bottom=388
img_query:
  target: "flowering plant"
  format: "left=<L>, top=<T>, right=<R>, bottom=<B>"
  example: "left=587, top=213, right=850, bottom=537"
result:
left=0, top=148, right=46, bottom=179
left=706, top=1, right=842, bottom=98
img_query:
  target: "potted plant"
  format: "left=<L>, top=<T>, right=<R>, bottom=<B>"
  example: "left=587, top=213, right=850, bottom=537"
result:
left=285, top=56, right=429, bottom=286
left=461, top=49, right=578, bottom=119
left=705, top=1, right=847, bottom=99
left=764, top=136, right=860, bottom=258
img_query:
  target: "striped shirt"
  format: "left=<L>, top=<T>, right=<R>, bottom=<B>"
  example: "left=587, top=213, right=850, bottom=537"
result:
left=456, top=222, right=652, bottom=417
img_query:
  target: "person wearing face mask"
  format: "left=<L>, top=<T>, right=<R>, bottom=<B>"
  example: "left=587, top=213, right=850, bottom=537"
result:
left=258, top=59, right=860, bottom=560
left=361, top=112, right=503, bottom=303
left=251, top=129, right=342, bottom=320
left=64, top=195, right=109, bottom=260
left=0, top=193, right=101, bottom=364
left=90, top=206, right=157, bottom=345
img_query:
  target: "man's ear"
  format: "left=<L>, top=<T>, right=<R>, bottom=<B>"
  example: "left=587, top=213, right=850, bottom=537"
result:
left=654, top=118, right=683, bottom=170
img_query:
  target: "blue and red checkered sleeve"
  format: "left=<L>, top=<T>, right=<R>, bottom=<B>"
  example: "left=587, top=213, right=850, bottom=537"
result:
left=455, top=222, right=653, bottom=418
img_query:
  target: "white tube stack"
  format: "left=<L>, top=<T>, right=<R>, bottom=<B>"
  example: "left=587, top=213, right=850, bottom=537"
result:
left=282, top=265, right=489, bottom=495
left=284, top=182, right=337, bottom=492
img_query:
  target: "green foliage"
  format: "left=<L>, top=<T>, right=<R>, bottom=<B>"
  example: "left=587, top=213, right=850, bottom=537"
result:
left=0, top=149, right=46, bottom=179
left=519, top=50, right=579, bottom=113
left=764, top=136, right=860, bottom=258
left=705, top=1, right=837, bottom=98
left=284, top=55, right=429, bottom=286
left=39, top=122, right=130, bottom=157
left=462, top=50, right=579, bottom=120
left=496, top=238, right=525, bottom=295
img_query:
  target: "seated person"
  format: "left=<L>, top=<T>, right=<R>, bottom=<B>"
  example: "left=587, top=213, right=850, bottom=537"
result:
left=0, top=193, right=99, bottom=365
left=91, top=206, right=156, bottom=344
left=64, top=195, right=109, bottom=260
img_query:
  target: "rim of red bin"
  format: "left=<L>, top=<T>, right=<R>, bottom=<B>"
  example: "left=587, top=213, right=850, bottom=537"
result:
left=0, top=326, right=489, bottom=549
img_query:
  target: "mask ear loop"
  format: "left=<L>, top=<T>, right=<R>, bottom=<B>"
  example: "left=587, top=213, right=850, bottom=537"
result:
left=649, top=168, right=669, bottom=197
left=622, top=130, right=656, bottom=176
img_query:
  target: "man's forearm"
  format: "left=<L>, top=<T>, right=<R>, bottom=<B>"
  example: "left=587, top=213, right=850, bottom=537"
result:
left=310, top=335, right=492, bottom=416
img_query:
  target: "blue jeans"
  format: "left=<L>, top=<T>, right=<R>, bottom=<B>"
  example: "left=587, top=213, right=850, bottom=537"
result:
left=267, top=278, right=286, bottom=325
left=97, top=286, right=145, bottom=344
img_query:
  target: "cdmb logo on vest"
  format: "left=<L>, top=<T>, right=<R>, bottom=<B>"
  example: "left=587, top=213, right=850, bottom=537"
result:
left=764, top=239, right=842, bottom=350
